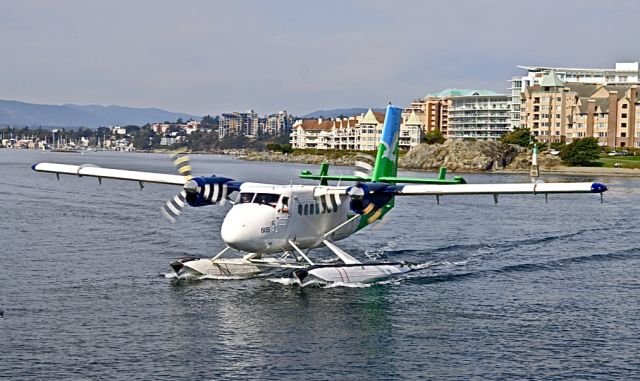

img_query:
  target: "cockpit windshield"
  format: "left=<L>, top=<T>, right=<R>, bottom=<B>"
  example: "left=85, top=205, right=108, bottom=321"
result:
left=238, top=192, right=255, bottom=204
left=237, top=192, right=280, bottom=207
left=254, top=193, right=280, bottom=207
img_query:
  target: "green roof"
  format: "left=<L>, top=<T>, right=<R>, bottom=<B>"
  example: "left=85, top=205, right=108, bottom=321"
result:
left=428, top=88, right=499, bottom=97
left=540, top=69, right=564, bottom=87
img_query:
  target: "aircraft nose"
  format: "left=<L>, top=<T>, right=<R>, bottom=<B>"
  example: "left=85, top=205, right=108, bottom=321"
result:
left=221, top=204, right=275, bottom=252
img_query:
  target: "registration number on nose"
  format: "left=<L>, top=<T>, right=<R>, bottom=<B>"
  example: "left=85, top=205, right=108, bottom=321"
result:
left=260, top=227, right=271, bottom=234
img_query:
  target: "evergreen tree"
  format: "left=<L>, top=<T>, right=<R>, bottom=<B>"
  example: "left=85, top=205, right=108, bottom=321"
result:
left=424, top=129, right=445, bottom=144
left=559, top=137, right=600, bottom=166
left=500, top=128, right=533, bottom=147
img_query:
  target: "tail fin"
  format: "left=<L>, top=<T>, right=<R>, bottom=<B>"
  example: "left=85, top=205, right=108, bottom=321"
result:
left=371, top=105, right=402, bottom=182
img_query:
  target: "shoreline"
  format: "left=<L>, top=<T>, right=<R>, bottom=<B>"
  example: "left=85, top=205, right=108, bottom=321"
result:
left=242, top=152, right=639, bottom=177
left=490, top=166, right=640, bottom=177
left=6, top=147, right=637, bottom=177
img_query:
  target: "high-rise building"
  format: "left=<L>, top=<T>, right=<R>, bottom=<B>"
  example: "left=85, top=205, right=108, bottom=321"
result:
left=238, top=110, right=258, bottom=137
left=218, top=113, right=239, bottom=138
left=218, top=110, right=258, bottom=137
left=510, top=62, right=640, bottom=129
left=403, top=89, right=502, bottom=138
left=266, top=111, right=294, bottom=135
left=447, top=94, right=511, bottom=140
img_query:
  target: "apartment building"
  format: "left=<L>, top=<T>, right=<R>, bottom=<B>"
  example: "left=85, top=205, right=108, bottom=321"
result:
left=265, top=111, right=294, bottom=135
left=218, top=110, right=258, bottom=138
left=510, top=62, right=640, bottom=129
left=290, top=108, right=422, bottom=151
left=403, top=89, right=503, bottom=138
left=521, top=70, right=639, bottom=147
left=447, top=94, right=511, bottom=140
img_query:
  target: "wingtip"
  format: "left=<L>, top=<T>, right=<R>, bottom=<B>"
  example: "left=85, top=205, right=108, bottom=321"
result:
left=591, top=183, right=608, bottom=193
left=31, top=163, right=39, bottom=171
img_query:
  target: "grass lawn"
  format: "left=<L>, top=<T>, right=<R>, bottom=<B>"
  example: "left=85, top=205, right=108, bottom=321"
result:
left=597, top=156, right=640, bottom=168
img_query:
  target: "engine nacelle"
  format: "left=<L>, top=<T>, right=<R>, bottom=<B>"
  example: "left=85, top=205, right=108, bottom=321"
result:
left=183, top=176, right=240, bottom=207
left=346, top=183, right=394, bottom=214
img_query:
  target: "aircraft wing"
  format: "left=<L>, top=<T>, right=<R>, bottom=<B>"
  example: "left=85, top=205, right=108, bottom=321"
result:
left=394, top=182, right=607, bottom=196
left=32, top=162, right=187, bottom=186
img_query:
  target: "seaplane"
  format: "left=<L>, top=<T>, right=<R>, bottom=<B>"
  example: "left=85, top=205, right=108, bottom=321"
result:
left=32, top=105, right=608, bottom=286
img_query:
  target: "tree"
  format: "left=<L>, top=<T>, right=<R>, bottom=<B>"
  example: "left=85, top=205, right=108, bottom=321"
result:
left=423, top=129, right=445, bottom=144
left=266, top=143, right=293, bottom=153
left=501, top=128, right=533, bottom=147
left=201, top=115, right=217, bottom=126
left=189, top=130, right=218, bottom=152
left=559, top=137, right=600, bottom=166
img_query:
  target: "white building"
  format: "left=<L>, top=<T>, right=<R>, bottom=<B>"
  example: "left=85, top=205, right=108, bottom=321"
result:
left=290, top=108, right=423, bottom=151
left=447, top=94, right=511, bottom=140
left=510, top=62, right=640, bottom=128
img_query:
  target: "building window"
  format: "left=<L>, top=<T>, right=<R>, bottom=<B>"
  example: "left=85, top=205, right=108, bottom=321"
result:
left=622, top=123, right=627, bottom=128
left=622, top=103, right=628, bottom=109
left=621, top=132, right=627, bottom=137
left=622, top=113, right=627, bottom=118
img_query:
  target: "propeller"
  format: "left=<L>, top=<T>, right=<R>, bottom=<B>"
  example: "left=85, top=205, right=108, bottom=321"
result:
left=161, top=148, right=195, bottom=223
left=353, top=153, right=375, bottom=180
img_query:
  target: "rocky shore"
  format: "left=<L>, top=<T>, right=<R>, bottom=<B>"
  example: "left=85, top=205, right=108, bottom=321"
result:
left=242, top=141, right=639, bottom=177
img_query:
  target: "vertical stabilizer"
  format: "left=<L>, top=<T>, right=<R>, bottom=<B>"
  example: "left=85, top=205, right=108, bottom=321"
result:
left=371, top=105, right=402, bottom=182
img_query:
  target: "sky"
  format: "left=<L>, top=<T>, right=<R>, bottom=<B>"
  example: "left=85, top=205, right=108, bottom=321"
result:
left=1, top=0, right=639, bottom=116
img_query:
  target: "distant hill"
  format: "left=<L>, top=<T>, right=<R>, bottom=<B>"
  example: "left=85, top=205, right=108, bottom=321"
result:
left=301, top=108, right=385, bottom=119
left=0, top=100, right=199, bottom=128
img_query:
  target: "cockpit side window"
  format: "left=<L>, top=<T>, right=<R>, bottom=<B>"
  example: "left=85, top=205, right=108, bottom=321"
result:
left=280, top=196, right=290, bottom=213
left=255, top=193, right=279, bottom=207
left=238, top=192, right=255, bottom=204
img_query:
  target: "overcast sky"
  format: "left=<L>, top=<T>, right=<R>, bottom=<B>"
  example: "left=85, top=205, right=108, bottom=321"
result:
left=1, top=0, right=638, bottom=116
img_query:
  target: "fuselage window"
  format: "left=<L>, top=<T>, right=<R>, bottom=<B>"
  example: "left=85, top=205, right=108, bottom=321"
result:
left=315, top=203, right=320, bottom=214
left=298, top=204, right=303, bottom=215
left=255, top=193, right=279, bottom=207
left=310, top=203, right=314, bottom=215
left=239, top=193, right=255, bottom=204
left=303, top=204, right=308, bottom=215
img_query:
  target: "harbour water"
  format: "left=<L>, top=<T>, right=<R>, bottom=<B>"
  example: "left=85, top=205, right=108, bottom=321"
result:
left=1, top=149, right=639, bottom=379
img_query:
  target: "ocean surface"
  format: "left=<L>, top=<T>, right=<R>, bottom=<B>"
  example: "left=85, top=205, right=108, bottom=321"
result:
left=1, top=149, right=639, bottom=380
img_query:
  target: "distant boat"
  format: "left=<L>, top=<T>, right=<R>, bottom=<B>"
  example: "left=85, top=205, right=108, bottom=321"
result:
left=51, top=148, right=81, bottom=153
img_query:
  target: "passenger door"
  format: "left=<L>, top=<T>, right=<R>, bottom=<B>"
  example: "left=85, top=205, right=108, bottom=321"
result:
left=275, top=196, right=290, bottom=232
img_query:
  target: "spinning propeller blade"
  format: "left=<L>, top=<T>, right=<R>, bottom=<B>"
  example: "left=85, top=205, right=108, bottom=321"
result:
left=161, top=149, right=194, bottom=223
left=353, top=153, right=375, bottom=180
left=161, top=190, right=187, bottom=223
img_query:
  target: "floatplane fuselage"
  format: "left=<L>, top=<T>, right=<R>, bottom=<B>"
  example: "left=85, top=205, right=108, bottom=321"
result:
left=32, top=105, right=608, bottom=286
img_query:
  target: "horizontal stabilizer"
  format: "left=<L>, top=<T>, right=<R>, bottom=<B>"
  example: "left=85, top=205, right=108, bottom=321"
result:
left=378, top=176, right=465, bottom=185
left=32, top=162, right=187, bottom=186
left=299, top=172, right=369, bottom=183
